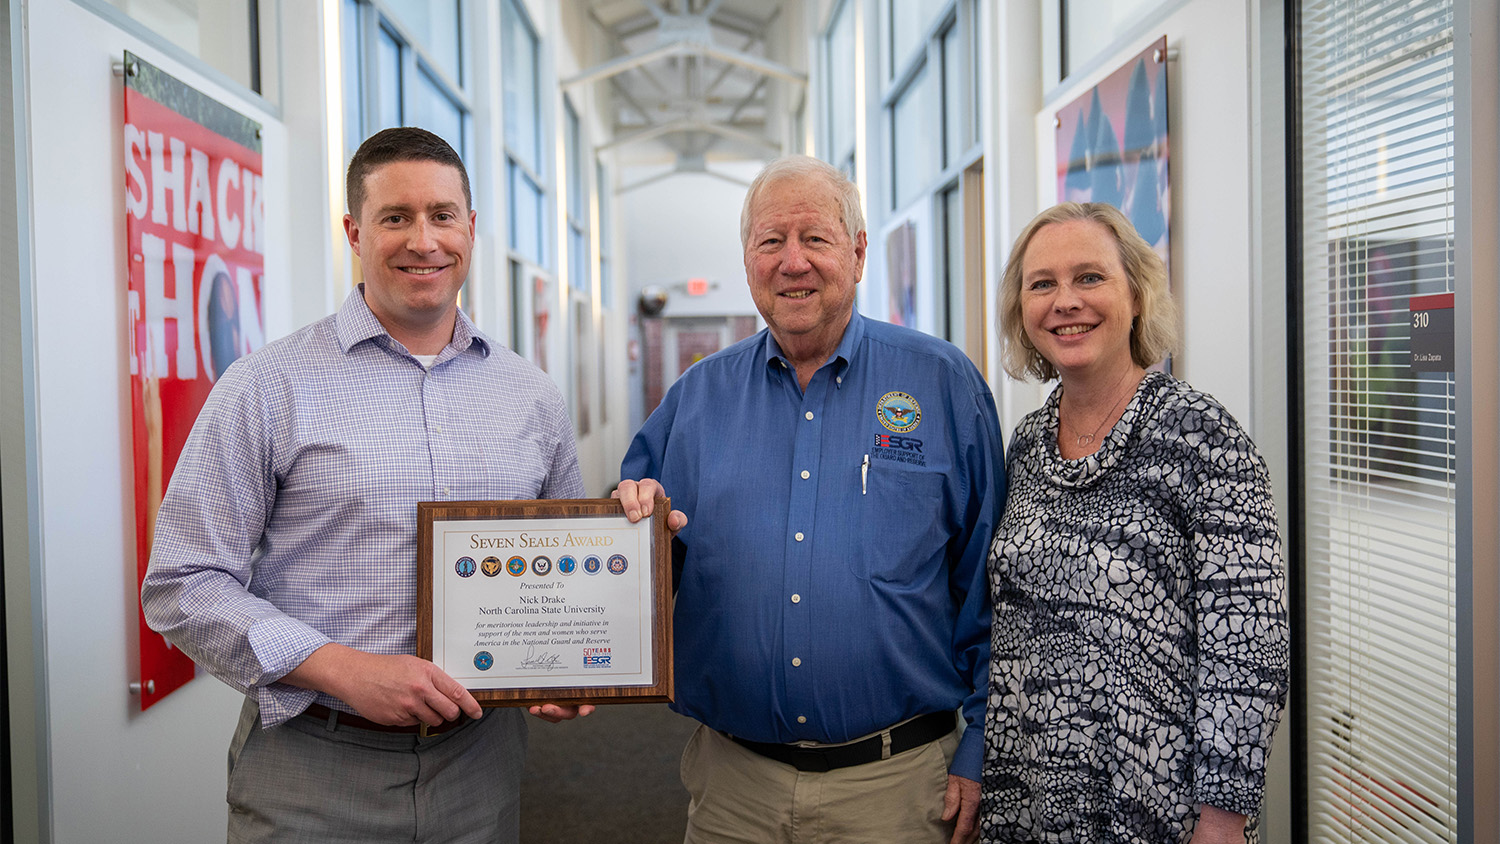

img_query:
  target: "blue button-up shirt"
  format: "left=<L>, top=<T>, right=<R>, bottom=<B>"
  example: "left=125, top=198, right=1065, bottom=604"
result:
left=622, top=312, right=1004, bottom=778
left=142, top=287, right=583, bottom=727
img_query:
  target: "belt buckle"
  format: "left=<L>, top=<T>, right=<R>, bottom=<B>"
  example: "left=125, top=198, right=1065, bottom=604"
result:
left=419, top=723, right=434, bottom=738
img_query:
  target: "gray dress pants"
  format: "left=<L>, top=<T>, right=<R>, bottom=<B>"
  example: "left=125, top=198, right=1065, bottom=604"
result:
left=226, top=697, right=526, bottom=843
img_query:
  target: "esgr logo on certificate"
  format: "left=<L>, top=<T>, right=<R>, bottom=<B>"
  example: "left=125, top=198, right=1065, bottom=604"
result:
left=583, top=647, right=612, bottom=667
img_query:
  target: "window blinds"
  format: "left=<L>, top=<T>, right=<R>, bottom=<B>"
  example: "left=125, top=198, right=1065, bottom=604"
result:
left=1298, top=1, right=1457, bottom=841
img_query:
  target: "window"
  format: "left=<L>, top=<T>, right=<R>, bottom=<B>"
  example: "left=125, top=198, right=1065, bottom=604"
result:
left=887, top=0, right=946, bottom=78
left=342, top=0, right=363, bottom=155
left=380, top=0, right=460, bottom=83
left=1297, top=1, right=1457, bottom=840
left=940, top=21, right=972, bottom=168
left=596, top=160, right=611, bottom=425
left=1061, top=0, right=1166, bottom=77
left=344, top=0, right=469, bottom=160
left=503, top=0, right=547, bottom=267
left=823, top=0, right=856, bottom=173
left=565, top=99, right=589, bottom=293
left=597, top=160, right=613, bottom=310
left=883, top=1, right=976, bottom=214
left=940, top=184, right=962, bottom=343
left=890, top=62, right=939, bottom=210
left=375, top=26, right=402, bottom=130
left=99, top=0, right=279, bottom=102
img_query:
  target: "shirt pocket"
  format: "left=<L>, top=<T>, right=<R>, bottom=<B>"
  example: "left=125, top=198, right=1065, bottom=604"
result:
left=844, top=460, right=949, bottom=583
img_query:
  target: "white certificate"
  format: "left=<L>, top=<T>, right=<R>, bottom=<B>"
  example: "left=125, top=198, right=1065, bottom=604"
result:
left=418, top=500, right=673, bottom=706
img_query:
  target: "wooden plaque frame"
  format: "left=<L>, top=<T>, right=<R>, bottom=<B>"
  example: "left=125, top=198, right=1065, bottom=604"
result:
left=417, top=498, right=673, bottom=706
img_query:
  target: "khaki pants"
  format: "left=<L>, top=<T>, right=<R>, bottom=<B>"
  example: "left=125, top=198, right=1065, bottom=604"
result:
left=680, top=721, right=960, bottom=844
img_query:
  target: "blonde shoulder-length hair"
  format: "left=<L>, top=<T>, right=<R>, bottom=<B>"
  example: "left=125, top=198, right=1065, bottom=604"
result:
left=998, top=202, right=1179, bottom=382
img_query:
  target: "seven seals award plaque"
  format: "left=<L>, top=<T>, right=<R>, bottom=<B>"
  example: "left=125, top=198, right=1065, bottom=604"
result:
left=417, top=498, right=673, bottom=706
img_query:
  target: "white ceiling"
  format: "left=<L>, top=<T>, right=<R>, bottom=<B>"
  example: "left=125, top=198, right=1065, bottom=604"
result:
left=568, top=0, right=808, bottom=186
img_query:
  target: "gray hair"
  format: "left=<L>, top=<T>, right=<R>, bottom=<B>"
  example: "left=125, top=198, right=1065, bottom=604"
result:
left=740, top=155, right=864, bottom=248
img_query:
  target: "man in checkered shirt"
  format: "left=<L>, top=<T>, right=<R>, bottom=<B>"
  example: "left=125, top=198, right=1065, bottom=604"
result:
left=143, top=127, right=672, bottom=843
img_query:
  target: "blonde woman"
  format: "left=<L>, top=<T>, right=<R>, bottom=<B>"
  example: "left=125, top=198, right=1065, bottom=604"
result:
left=980, top=203, right=1288, bottom=844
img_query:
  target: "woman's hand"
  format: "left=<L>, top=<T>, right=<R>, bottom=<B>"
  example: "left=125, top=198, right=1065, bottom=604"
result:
left=1189, top=804, right=1247, bottom=844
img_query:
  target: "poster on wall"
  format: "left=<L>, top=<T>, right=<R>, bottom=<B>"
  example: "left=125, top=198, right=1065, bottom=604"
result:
left=886, top=220, right=918, bottom=328
left=124, top=51, right=266, bottom=710
left=1054, top=36, right=1171, bottom=277
left=533, top=274, right=553, bottom=372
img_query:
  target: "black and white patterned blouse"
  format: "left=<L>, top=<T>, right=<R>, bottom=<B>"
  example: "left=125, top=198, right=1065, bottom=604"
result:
left=980, top=371, right=1288, bottom=844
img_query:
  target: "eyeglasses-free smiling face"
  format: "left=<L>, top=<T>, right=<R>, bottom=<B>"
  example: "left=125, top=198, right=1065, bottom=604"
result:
left=1019, top=219, right=1140, bottom=384
left=344, top=159, right=476, bottom=354
left=743, top=176, right=866, bottom=365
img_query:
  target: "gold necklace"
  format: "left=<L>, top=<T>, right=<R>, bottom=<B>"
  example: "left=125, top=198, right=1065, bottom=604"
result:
left=1063, top=371, right=1136, bottom=448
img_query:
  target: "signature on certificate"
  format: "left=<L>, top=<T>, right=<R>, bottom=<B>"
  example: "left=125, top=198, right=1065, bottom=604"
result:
left=517, top=645, right=565, bottom=671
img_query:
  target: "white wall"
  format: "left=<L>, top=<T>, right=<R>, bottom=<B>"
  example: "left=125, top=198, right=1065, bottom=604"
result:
left=14, top=0, right=329, bottom=839
left=621, top=164, right=761, bottom=321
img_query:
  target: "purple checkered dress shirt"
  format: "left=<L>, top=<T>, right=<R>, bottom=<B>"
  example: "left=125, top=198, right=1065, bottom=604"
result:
left=143, top=287, right=583, bottom=727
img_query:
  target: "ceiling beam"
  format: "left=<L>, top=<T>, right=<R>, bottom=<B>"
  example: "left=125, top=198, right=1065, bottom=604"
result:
left=599, top=118, right=780, bottom=153
left=563, top=33, right=805, bottom=90
left=703, top=5, right=779, bottom=98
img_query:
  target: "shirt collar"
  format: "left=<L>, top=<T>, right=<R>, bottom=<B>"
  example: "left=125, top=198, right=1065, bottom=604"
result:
left=762, top=310, right=864, bottom=384
left=334, top=284, right=491, bottom=359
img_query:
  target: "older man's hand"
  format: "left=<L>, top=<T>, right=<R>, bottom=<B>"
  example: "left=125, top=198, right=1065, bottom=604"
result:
left=943, top=774, right=981, bottom=844
left=613, top=478, right=687, bottom=532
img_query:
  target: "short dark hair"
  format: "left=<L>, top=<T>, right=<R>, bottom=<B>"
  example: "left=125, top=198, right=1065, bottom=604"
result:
left=346, top=127, right=471, bottom=218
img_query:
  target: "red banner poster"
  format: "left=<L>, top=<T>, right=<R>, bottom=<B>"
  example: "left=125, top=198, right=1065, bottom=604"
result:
left=124, top=52, right=265, bottom=709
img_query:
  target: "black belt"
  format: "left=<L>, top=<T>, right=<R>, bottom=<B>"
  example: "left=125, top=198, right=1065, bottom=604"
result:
left=300, top=703, right=476, bottom=736
left=730, top=711, right=956, bottom=772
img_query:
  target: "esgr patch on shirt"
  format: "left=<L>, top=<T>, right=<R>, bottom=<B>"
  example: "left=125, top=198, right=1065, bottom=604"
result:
left=873, top=432, right=926, bottom=466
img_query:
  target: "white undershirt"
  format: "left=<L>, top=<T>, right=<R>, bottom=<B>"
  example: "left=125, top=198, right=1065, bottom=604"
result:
left=413, top=354, right=439, bottom=370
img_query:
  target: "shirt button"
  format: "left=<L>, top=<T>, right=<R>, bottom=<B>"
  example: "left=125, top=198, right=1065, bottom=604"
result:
left=791, top=657, right=802, bottom=667
left=800, top=470, right=810, bottom=480
left=804, top=411, right=814, bottom=421
left=836, top=376, right=843, bottom=384
left=434, top=425, right=444, bottom=434
left=442, top=487, right=451, bottom=496
left=794, top=532, right=804, bottom=542
left=797, top=716, right=807, bottom=724
left=791, top=594, right=801, bottom=603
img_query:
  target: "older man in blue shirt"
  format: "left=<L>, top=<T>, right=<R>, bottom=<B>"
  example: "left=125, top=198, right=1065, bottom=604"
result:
left=618, top=155, right=1004, bottom=844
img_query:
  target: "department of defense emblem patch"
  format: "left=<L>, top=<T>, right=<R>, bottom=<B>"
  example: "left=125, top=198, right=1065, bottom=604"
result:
left=455, top=556, right=476, bottom=578
left=481, top=555, right=502, bottom=577
left=558, top=555, right=578, bottom=575
left=532, top=555, right=553, bottom=576
left=877, top=391, right=921, bottom=433
left=507, top=556, right=527, bottom=576
left=583, top=555, right=603, bottom=575
left=607, top=554, right=629, bottom=575
left=474, top=651, right=494, bottom=671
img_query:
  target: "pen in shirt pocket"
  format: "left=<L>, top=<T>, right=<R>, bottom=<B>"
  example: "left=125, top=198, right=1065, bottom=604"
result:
left=861, top=453, right=869, bottom=495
